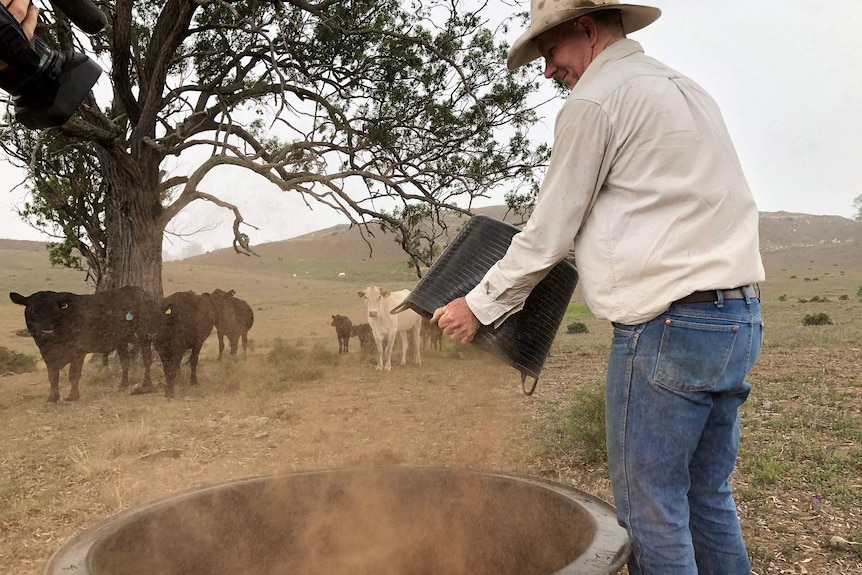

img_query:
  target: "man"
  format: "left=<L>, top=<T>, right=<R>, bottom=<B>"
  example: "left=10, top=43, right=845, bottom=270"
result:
left=432, top=1, right=765, bottom=574
left=0, top=0, right=37, bottom=70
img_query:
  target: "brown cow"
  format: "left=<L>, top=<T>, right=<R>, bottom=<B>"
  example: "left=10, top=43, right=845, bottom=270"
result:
left=330, top=314, right=353, bottom=355
left=421, top=316, right=443, bottom=350
left=351, top=322, right=376, bottom=353
left=204, top=289, right=254, bottom=361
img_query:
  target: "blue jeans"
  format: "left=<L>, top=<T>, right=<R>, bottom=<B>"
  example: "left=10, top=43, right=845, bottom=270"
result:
left=606, top=293, right=763, bottom=575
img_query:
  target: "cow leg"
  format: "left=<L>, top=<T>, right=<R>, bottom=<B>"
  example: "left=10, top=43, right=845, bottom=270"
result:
left=374, top=334, right=385, bottom=370
left=160, top=352, right=179, bottom=398
left=164, top=362, right=179, bottom=398
left=129, top=342, right=156, bottom=395
left=241, top=333, right=248, bottom=356
left=216, top=330, right=225, bottom=362
left=140, top=341, right=153, bottom=388
left=398, top=331, right=409, bottom=366
left=189, top=345, right=203, bottom=386
left=343, top=335, right=349, bottom=354
left=229, top=336, right=239, bottom=356
left=46, top=361, right=62, bottom=403
left=412, top=325, right=422, bottom=366
left=384, top=333, right=396, bottom=371
left=67, top=356, right=84, bottom=401
left=116, top=344, right=131, bottom=388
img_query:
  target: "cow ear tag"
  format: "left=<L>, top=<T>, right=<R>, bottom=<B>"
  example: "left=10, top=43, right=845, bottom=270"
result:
left=125, top=312, right=134, bottom=321
left=165, top=307, right=172, bottom=315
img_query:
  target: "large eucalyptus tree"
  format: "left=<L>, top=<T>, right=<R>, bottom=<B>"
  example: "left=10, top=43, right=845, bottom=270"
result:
left=0, top=0, right=548, bottom=294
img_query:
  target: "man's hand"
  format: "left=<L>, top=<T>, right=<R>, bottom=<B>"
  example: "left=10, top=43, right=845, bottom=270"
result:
left=431, top=296, right=480, bottom=344
left=0, top=0, right=39, bottom=70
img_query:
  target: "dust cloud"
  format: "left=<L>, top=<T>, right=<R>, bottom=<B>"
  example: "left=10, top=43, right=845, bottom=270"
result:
left=87, top=468, right=596, bottom=575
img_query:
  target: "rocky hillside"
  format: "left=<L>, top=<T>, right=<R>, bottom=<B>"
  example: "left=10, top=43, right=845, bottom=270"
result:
left=759, top=211, right=862, bottom=253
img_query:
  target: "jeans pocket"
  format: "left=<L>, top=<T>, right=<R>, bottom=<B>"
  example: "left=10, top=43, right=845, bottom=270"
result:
left=653, top=318, right=738, bottom=393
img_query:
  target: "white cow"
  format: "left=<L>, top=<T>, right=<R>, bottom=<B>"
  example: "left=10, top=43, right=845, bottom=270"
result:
left=358, top=285, right=422, bottom=371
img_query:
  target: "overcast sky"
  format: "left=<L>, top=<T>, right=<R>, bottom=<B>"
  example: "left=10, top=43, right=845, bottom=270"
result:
left=1, top=0, right=860, bottom=259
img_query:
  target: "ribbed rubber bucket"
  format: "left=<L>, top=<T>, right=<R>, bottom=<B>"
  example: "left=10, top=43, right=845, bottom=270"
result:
left=392, top=215, right=578, bottom=394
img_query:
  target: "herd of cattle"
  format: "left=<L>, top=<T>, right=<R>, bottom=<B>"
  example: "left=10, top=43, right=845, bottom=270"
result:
left=9, top=287, right=253, bottom=402
left=8, top=284, right=443, bottom=403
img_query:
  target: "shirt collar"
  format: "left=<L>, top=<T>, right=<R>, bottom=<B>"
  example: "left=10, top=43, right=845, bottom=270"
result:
left=573, top=38, right=644, bottom=91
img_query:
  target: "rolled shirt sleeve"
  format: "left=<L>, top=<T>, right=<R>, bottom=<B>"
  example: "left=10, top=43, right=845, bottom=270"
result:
left=466, top=98, right=615, bottom=326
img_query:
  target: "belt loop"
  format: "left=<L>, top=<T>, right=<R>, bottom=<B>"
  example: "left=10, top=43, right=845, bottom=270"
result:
left=714, top=289, right=725, bottom=308
left=742, top=285, right=752, bottom=305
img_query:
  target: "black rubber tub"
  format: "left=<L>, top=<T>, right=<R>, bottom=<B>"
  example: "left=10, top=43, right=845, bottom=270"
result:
left=45, top=467, right=629, bottom=575
left=393, top=215, right=578, bottom=392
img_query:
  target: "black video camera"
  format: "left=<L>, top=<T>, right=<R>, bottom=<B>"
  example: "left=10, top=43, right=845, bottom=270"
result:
left=0, top=0, right=106, bottom=129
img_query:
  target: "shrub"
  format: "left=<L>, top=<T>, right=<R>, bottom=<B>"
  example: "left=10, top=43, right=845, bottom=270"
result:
left=266, top=338, right=305, bottom=365
left=309, top=344, right=338, bottom=363
left=563, top=380, right=607, bottom=463
left=566, top=322, right=589, bottom=334
left=803, top=313, right=833, bottom=326
left=778, top=294, right=787, bottom=302
left=266, top=338, right=325, bottom=383
left=857, top=286, right=862, bottom=299
left=0, top=346, right=38, bottom=374
left=839, top=295, right=849, bottom=301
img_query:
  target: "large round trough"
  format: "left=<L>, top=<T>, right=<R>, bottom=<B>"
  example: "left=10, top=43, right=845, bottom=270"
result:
left=45, top=467, right=629, bottom=575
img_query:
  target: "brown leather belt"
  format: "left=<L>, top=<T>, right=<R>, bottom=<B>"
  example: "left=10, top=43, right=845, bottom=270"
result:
left=675, top=285, right=758, bottom=305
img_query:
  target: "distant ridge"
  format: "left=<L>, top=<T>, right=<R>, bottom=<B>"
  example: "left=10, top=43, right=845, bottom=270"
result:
left=759, top=211, right=862, bottom=252
left=2, top=210, right=860, bottom=264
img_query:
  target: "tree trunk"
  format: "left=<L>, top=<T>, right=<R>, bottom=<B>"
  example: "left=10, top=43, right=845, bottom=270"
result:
left=98, top=153, right=165, bottom=297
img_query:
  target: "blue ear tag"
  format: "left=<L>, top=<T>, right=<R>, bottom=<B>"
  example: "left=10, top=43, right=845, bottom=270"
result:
left=125, top=312, right=134, bottom=321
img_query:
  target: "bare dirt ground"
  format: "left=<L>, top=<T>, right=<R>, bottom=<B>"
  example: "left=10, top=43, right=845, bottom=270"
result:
left=1, top=234, right=861, bottom=574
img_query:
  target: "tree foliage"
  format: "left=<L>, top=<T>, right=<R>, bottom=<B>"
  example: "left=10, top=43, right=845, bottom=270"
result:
left=0, top=0, right=549, bottom=291
left=853, top=194, right=862, bottom=222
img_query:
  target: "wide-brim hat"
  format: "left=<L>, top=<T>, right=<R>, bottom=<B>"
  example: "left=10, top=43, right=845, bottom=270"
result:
left=507, top=0, right=661, bottom=70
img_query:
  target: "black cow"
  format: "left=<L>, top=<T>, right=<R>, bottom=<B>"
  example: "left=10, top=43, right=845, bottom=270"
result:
left=139, top=291, right=215, bottom=398
left=330, top=314, right=353, bottom=354
left=350, top=322, right=375, bottom=353
left=202, top=289, right=254, bottom=361
left=9, top=286, right=155, bottom=402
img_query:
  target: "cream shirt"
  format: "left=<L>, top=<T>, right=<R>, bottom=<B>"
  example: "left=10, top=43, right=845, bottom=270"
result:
left=466, top=39, right=765, bottom=326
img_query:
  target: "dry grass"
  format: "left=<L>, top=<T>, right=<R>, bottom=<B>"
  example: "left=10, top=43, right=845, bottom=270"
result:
left=0, top=233, right=860, bottom=574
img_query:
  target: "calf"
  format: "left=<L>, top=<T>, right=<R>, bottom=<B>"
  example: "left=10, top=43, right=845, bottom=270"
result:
left=421, top=316, right=443, bottom=350
left=203, top=289, right=254, bottom=361
left=9, top=286, right=155, bottom=402
left=330, top=314, right=353, bottom=354
left=143, top=291, right=215, bottom=398
left=358, top=285, right=422, bottom=371
left=351, top=322, right=376, bottom=353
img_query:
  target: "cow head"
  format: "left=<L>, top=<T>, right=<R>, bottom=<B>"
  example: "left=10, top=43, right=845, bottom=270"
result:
left=359, top=286, right=390, bottom=318
left=9, top=291, right=77, bottom=343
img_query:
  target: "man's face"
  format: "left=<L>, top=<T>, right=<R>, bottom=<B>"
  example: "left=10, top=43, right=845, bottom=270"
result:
left=534, top=20, right=592, bottom=90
